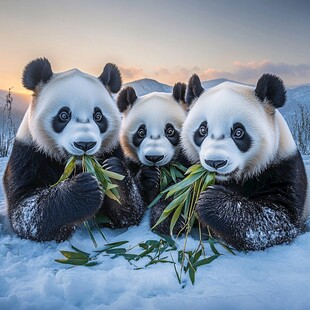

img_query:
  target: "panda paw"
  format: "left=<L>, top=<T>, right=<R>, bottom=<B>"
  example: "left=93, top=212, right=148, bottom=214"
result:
left=67, top=172, right=104, bottom=219
left=195, top=185, right=233, bottom=226
left=140, top=166, right=160, bottom=189
left=139, top=166, right=160, bottom=203
left=102, top=157, right=127, bottom=177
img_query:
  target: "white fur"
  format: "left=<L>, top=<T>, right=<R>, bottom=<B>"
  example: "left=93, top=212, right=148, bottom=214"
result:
left=17, top=69, right=121, bottom=160
left=181, top=82, right=297, bottom=181
left=120, top=92, right=186, bottom=166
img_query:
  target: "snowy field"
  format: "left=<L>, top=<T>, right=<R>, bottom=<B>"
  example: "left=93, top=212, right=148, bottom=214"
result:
left=0, top=156, right=310, bottom=310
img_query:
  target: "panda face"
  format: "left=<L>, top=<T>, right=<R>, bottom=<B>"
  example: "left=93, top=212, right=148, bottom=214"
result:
left=29, top=70, right=120, bottom=159
left=182, top=82, right=280, bottom=181
left=120, top=93, right=186, bottom=166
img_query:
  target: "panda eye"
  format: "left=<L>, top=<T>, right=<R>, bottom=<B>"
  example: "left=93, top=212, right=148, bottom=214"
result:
left=94, top=111, right=103, bottom=122
left=138, top=127, right=146, bottom=138
left=58, top=108, right=71, bottom=122
left=198, top=124, right=208, bottom=136
left=233, top=128, right=244, bottom=139
left=165, top=125, right=175, bottom=137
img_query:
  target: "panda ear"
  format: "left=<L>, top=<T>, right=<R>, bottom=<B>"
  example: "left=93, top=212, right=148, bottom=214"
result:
left=22, top=57, right=53, bottom=91
left=186, top=74, right=204, bottom=105
left=255, top=74, right=286, bottom=109
left=98, top=63, right=122, bottom=93
left=117, top=87, right=138, bottom=112
left=172, top=82, right=187, bottom=104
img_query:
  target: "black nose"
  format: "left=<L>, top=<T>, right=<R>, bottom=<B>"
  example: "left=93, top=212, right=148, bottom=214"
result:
left=145, top=155, right=164, bottom=163
left=205, top=159, right=227, bottom=169
left=74, top=141, right=97, bottom=152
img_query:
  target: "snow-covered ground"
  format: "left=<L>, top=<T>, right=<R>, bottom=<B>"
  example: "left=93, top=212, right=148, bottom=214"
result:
left=0, top=156, right=310, bottom=310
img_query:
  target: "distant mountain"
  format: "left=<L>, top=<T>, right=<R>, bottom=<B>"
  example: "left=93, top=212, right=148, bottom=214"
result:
left=123, top=78, right=172, bottom=96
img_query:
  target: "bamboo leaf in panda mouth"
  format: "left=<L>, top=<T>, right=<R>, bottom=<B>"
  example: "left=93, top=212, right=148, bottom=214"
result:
left=51, top=156, right=76, bottom=187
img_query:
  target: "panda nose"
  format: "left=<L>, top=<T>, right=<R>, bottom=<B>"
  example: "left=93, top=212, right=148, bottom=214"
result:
left=74, top=141, right=97, bottom=152
left=205, top=159, right=227, bottom=169
left=145, top=155, right=164, bottom=163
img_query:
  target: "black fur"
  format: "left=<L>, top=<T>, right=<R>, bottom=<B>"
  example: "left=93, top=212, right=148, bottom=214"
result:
left=172, top=82, right=186, bottom=103
left=186, top=74, right=204, bottom=105
left=93, top=107, right=108, bottom=133
left=52, top=107, right=71, bottom=133
left=255, top=74, right=286, bottom=109
left=117, top=87, right=138, bottom=113
left=4, top=140, right=146, bottom=241
left=98, top=63, right=122, bottom=93
left=132, top=124, right=146, bottom=147
left=231, top=122, right=252, bottom=153
left=22, top=58, right=53, bottom=91
left=195, top=151, right=308, bottom=251
left=193, top=121, right=208, bottom=147
left=165, top=123, right=179, bottom=146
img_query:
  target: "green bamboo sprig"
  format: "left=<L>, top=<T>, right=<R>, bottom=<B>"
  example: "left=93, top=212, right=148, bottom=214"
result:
left=52, top=155, right=125, bottom=247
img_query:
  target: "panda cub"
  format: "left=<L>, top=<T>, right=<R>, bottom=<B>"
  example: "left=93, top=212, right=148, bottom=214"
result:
left=117, top=84, right=188, bottom=231
left=3, top=58, right=144, bottom=242
left=182, top=74, right=309, bottom=251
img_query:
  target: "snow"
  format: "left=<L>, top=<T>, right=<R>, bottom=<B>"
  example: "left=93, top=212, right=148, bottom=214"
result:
left=0, top=156, right=310, bottom=310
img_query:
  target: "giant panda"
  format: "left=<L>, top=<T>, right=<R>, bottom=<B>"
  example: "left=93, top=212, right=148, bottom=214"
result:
left=116, top=84, right=189, bottom=232
left=3, top=57, right=144, bottom=242
left=181, top=73, right=309, bottom=251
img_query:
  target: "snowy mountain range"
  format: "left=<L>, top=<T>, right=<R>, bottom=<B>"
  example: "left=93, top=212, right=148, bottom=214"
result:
left=0, top=78, right=309, bottom=123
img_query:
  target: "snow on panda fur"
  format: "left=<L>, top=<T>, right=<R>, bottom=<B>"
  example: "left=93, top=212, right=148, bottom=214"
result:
left=182, top=73, right=309, bottom=251
left=3, top=57, right=144, bottom=242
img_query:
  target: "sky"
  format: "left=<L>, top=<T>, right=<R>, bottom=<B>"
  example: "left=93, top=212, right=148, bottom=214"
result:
left=0, top=0, right=309, bottom=94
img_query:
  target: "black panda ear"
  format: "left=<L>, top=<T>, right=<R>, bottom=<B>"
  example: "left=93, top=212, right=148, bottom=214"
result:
left=172, top=82, right=186, bottom=103
left=186, top=74, right=204, bottom=105
left=98, top=63, right=122, bottom=94
left=255, top=74, right=286, bottom=108
left=117, top=87, right=138, bottom=112
left=22, top=58, right=53, bottom=91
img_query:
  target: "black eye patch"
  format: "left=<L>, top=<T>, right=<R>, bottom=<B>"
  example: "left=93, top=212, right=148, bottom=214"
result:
left=52, top=107, right=71, bottom=133
left=133, top=124, right=146, bottom=147
left=193, top=121, right=208, bottom=146
left=231, top=122, right=252, bottom=152
left=165, top=123, right=179, bottom=146
left=93, top=107, right=108, bottom=133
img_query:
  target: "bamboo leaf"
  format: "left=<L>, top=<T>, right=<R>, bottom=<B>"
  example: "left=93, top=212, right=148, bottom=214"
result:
left=170, top=166, right=177, bottom=183
left=169, top=203, right=183, bottom=235
left=95, top=214, right=111, bottom=225
left=164, top=172, right=204, bottom=196
left=105, top=188, right=121, bottom=204
left=95, top=241, right=128, bottom=253
left=101, top=169, right=125, bottom=181
left=52, top=156, right=76, bottom=187
left=55, top=258, right=89, bottom=265
left=185, top=163, right=205, bottom=175
left=83, top=156, right=96, bottom=175
left=188, top=264, right=196, bottom=285
left=194, top=254, right=220, bottom=268
left=148, top=192, right=164, bottom=209
left=60, top=250, right=89, bottom=259
left=84, top=221, right=97, bottom=248
left=106, top=248, right=127, bottom=254
left=70, top=245, right=91, bottom=257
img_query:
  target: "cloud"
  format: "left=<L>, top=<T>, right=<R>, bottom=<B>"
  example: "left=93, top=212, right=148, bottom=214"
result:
left=119, top=67, right=145, bottom=82
left=200, top=61, right=310, bottom=85
left=120, top=61, right=310, bottom=86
